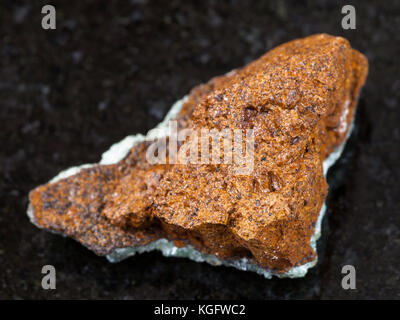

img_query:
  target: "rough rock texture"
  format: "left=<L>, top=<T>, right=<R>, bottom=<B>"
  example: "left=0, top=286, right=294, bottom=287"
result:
left=2, top=0, right=399, bottom=300
left=28, top=34, right=368, bottom=274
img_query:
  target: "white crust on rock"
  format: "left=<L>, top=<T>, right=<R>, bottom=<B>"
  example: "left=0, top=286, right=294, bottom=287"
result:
left=28, top=88, right=354, bottom=278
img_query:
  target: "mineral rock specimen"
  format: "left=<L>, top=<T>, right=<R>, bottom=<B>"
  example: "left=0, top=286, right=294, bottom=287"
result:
left=28, top=34, right=368, bottom=278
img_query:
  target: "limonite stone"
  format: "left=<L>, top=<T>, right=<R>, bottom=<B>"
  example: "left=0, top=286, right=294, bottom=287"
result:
left=28, top=34, right=368, bottom=278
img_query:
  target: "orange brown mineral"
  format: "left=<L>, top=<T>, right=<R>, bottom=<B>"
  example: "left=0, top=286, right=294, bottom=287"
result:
left=28, top=34, right=368, bottom=275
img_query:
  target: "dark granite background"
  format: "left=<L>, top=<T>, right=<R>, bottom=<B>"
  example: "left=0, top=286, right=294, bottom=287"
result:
left=0, top=0, right=399, bottom=299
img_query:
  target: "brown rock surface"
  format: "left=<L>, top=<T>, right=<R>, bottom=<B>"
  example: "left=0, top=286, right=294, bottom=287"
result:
left=28, top=34, right=368, bottom=273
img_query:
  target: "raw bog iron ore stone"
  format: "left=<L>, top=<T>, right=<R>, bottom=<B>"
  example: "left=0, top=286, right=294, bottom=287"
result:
left=28, top=34, right=368, bottom=278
